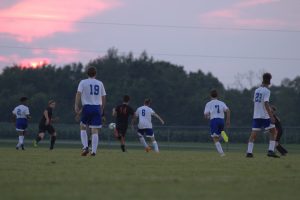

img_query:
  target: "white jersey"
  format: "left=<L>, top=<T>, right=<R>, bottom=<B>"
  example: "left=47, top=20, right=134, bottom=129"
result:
left=12, top=105, right=30, bottom=119
left=253, top=86, right=270, bottom=119
left=77, top=78, right=106, bottom=105
left=135, top=106, right=155, bottom=129
left=204, top=99, right=228, bottom=120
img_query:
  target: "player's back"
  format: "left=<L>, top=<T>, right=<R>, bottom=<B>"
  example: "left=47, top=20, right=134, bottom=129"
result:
left=253, top=86, right=270, bottom=119
left=116, top=104, right=134, bottom=125
left=78, top=78, right=106, bottom=105
left=136, top=106, right=154, bottom=129
left=12, top=105, right=29, bottom=119
left=204, top=99, right=228, bottom=119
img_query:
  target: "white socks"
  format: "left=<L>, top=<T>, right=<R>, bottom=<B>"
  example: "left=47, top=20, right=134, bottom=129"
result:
left=80, top=130, right=88, bottom=149
left=17, top=136, right=24, bottom=147
left=92, top=134, right=99, bottom=154
left=152, top=141, right=159, bottom=152
left=269, top=140, right=276, bottom=151
left=139, top=136, right=148, bottom=148
left=247, top=142, right=254, bottom=153
left=215, top=142, right=224, bottom=155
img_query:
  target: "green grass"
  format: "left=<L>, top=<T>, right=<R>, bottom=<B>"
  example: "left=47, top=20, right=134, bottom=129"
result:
left=0, top=145, right=299, bottom=200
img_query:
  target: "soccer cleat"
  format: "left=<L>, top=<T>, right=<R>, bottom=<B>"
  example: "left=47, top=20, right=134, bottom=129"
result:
left=145, top=146, right=152, bottom=152
left=267, top=151, right=280, bottom=158
left=246, top=153, right=254, bottom=158
left=16, top=146, right=19, bottom=150
left=81, top=147, right=89, bottom=156
left=90, top=153, right=96, bottom=156
left=33, top=140, right=38, bottom=147
left=221, top=131, right=229, bottom=143
left=21, top=144, right=25, bottom=150
left=220, top=153, right=226, bottom=157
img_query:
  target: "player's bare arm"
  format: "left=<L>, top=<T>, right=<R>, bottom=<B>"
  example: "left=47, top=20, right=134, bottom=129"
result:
left=225, top=109, right=231, bottom=128
left=112, top=108, right=117, bottom=117
left=153, top=113, right=165, bottom=125
left=74, top=91, right=82, bottom=114
left=44, top=110, right=50, bottom=125
left=101, top=95, right=106, bottom=115
left=204, top=113, right=210, bottom=120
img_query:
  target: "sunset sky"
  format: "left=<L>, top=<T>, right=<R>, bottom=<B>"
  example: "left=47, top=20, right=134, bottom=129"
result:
left=0, top=0, right=299, bottom=88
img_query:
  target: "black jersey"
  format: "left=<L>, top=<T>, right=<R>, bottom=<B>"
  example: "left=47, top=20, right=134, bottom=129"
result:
left=40, top=107, right=53, bottom=124
left=115, top=104, right=134, bottom=126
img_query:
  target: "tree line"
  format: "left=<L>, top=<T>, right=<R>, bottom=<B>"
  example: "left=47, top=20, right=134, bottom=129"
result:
left=0, top=49, right=299, bottom=126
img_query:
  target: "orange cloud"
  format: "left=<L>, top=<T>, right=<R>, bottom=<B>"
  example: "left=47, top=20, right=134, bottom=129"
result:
left=0, top=0, right=120, bottom=42
left=199, top=0, right=286, bottom=28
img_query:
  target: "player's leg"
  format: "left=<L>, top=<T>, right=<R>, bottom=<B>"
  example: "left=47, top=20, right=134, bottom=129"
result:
left=49, top=126, right=57, bottom=150
left=79, top=106, right=90, bottom=155
left=147, top=129, right=159, bottom=153
left=90, top=128, right=99, bottom=156
left=246, top=131, right=257, bottom=157
left=246, top=119, right=261, bottom=157
left=89, top=106, right=102, bottom=156
left=267, top=127, right=280, bottom=158
left=137, top=130, right=150, bottom=152
left=16, top=130, right=24, bottom=150
left=34, top=123, right=45, bottom=147
left=210, top=119, right=225, bottom=156
left=119, top=126, right=127, bottom=152
left=275, top=128, right=288, bottom=155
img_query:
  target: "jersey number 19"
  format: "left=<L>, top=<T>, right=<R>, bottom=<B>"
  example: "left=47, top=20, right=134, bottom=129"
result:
left=89, top=84, right=99, bottom=95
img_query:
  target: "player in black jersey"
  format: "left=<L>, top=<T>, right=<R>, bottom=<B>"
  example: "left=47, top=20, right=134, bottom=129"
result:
left=271, top=106, right=288, bottom=156
left=112, top=95, right=134, bottom=152
left=34, top=100, right=57, bottom=150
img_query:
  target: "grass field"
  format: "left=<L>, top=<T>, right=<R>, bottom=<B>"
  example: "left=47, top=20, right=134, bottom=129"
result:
left=0, top=143, right=299, bottom=200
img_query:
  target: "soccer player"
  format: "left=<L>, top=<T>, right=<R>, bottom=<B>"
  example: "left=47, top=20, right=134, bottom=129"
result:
left=134, top=99, right=164, bottom=153
left=271, top=105, right=288, bottom=156
left=34, top=100, right=57, bottom=150
left=112, top=95, right=134, bottom=152
left=12, top=97, right=30, bottom=150
left=246, top=73, right=279, bottom=158
left=75, top=66, right=106, bottom=156
left=204, top=89, right=230, bottom=157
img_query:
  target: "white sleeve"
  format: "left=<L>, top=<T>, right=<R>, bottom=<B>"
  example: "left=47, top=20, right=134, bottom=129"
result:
left=12, top=107, right=16, bottom=115
left=223, top=102, right=229, bottom=111
left=25, top=107, right=30, bottom=115
left=77, top=81, right=83, bottom=93
left=204, top=103, right=209, bottom=114
left=135, top=108, right=139, bottom=117
left=100, top=83, right=106, bottom=96
left=264, top=89, right=270, bottom=102
left=150, top=108, right=155, bottom=115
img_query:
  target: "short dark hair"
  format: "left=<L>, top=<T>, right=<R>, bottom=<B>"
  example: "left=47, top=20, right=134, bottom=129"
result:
left=48, top=100, right=55, bottom=105
left=144, top=98, right=151, bottom=105
left=210, top=89, right=218, bottom=98
left=123, top=95, right=130, bottom=103
left=262, top=73, right=272, bottom=85
left=87, top=66, right=97, bottom=77
left=20, top=97, right=28, bottom=102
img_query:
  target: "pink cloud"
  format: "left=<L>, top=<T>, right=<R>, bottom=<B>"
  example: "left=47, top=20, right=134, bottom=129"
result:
left=0, top=0, right=120, bottom=42
left=199, top=0, right=285, bottom=28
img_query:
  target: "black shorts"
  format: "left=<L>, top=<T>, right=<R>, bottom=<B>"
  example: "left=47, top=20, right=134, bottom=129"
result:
left=115, top=125, right=128, bottom=137
left=39, top=123, right=56, bottom=135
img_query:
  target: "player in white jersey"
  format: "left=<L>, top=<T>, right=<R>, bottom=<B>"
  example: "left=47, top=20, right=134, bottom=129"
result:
left=204, top=90, right=230, bottom=156
left=75, top=66, right=106, bottom=156
left=133, top=99, right=164, bottom=153
left=246, top=73, right=279, bottom=158
left=12, top=97, right=30, bottom=150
